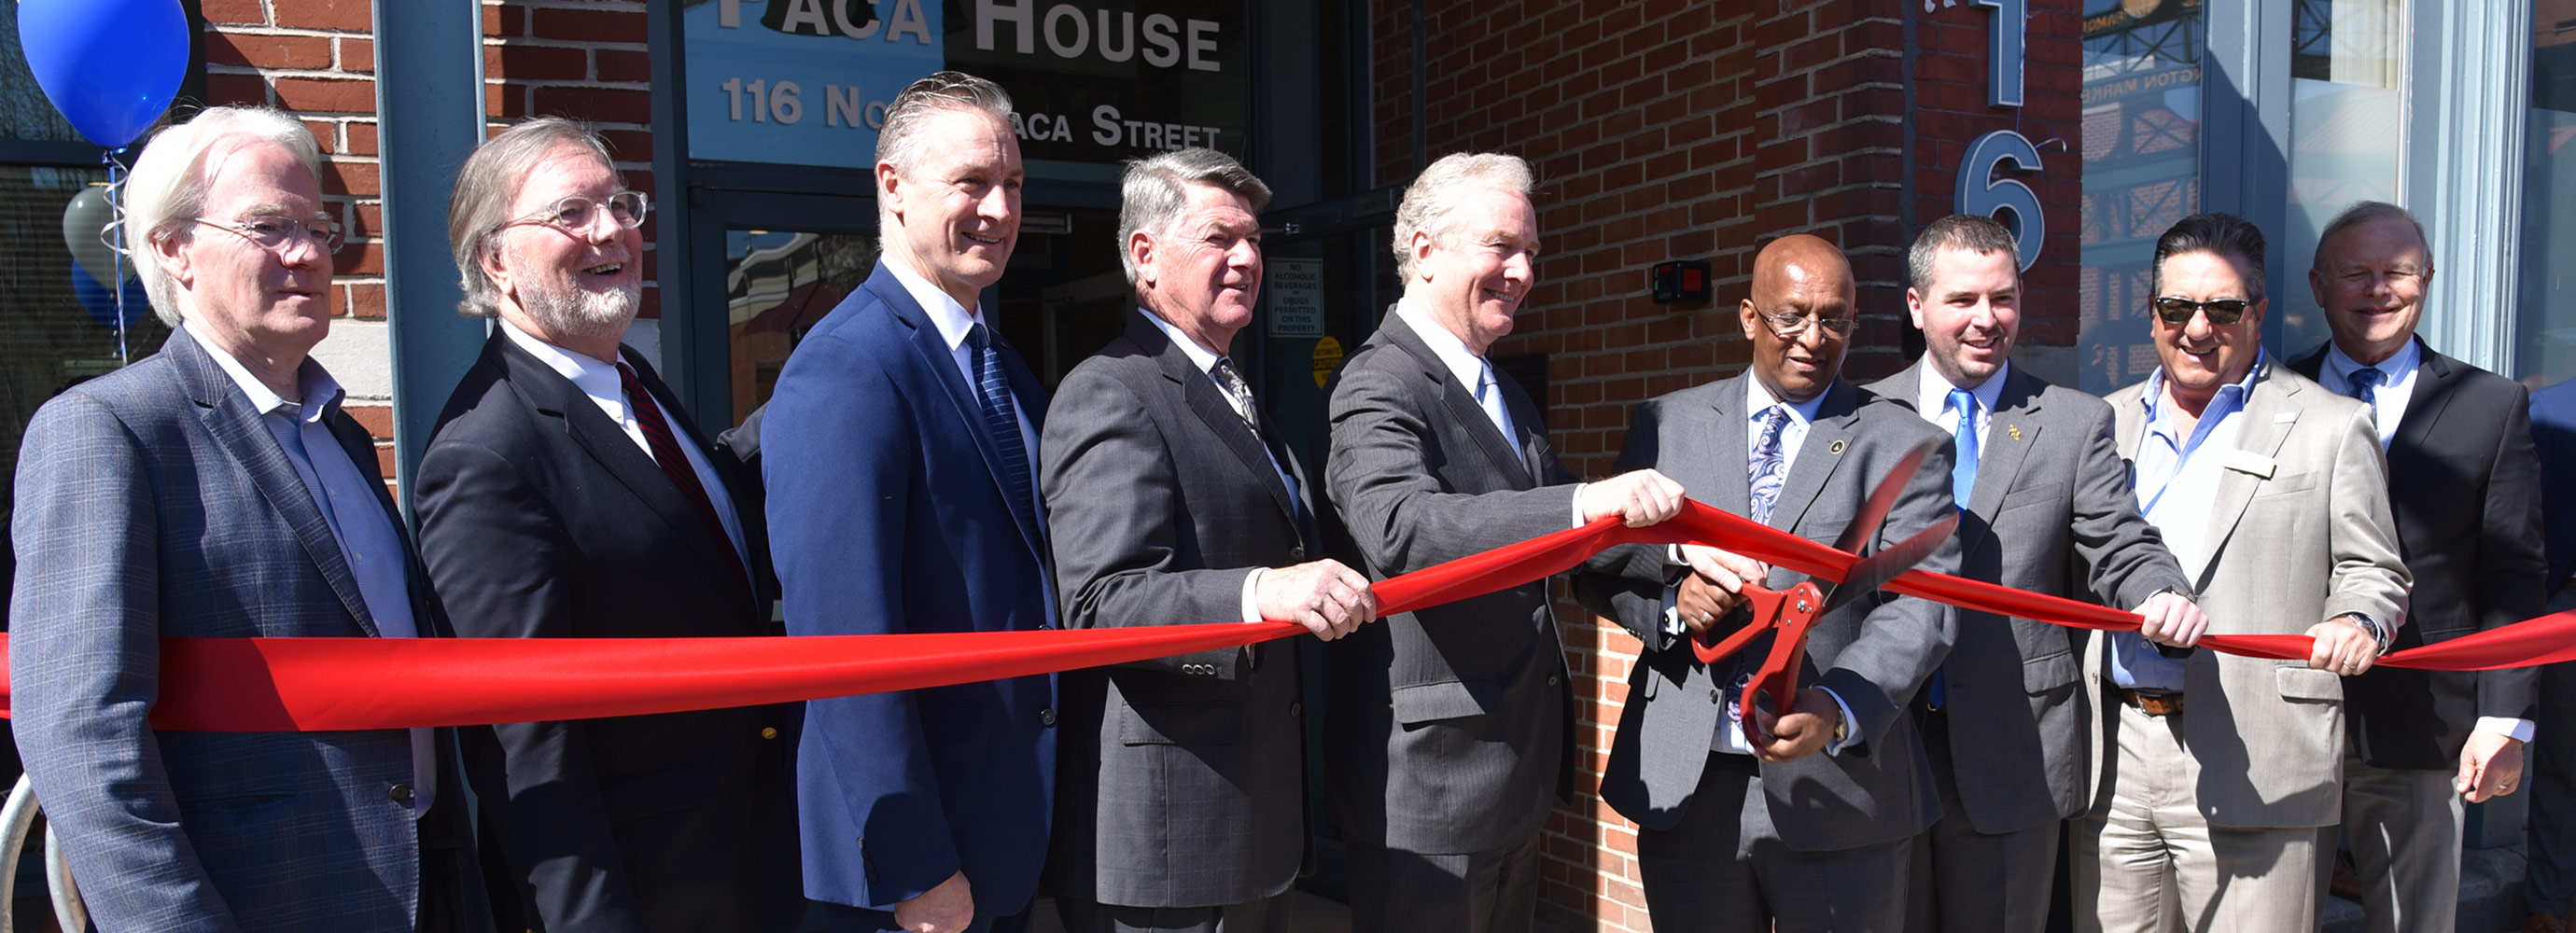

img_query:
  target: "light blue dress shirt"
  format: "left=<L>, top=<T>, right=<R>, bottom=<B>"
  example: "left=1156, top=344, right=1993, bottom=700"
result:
left=2109, top=352, right=2267, bottom=691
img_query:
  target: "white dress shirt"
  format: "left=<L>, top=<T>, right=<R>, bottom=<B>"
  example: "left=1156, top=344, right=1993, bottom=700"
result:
left=884, top=258, right=1043, bottom=477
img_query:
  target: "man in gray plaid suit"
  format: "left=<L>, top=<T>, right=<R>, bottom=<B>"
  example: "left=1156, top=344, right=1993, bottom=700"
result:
left=8, top=106, right=490, bottom=933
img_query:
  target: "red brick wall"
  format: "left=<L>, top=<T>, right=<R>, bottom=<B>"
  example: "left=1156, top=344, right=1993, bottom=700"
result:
left=1372, top=2, right=2081, bottom=929
left=201, top=0, right=655, bottom=475
left=1910, top=0, right=2084, bottom=350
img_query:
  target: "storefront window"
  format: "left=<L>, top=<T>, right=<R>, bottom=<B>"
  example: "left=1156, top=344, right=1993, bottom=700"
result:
left=2279, top=0, right=2407, bottom=357
left=721, top=230, right=876, bottom=425
left=2519, top=0, right=2576, bottom=384
left=2079, top=0, right=2204, bottom=394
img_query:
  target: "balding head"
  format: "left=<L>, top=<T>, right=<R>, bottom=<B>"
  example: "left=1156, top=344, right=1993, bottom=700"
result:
left=1740, top=234, right=1858, bottom=403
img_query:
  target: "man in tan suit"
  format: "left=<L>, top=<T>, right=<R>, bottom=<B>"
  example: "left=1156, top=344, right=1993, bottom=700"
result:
left=2077, top=212, right=2411, bottom=933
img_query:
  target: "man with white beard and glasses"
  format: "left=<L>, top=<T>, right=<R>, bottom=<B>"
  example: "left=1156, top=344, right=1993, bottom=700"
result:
left=414, top=117, right=801, bottom=933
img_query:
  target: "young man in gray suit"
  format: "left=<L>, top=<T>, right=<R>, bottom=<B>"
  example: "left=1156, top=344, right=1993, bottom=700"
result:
left=1039, top=147, right=1378, bottom=933
left=2285, top=201, right=2546, bottom=933
left=1322, top=151, right=1685, bottom=933
left=1864, top=215, right=2204, bottom=933
left=2078, top=212, right=2410, bottom=933
left=1573, top=234, right=1960, bottom=932
left=9, top=106, right=491, bottom=933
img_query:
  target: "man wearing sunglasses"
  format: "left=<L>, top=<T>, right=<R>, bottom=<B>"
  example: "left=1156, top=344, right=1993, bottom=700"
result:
left=1572, top=233, right=1959, bottom=932
left=2280, top=202, right=2546, bottom=933
left=1860, top=215, right=2201, bottom=933
left=414, top=118, right=801, bottom=933
left=2079, top=212, right=2410, bottom=933
left=10, top=106, right=496, bottom=932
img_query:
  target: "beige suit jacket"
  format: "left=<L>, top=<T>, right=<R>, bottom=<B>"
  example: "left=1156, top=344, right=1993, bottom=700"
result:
left=2084, top=357, right=2409, bottom=829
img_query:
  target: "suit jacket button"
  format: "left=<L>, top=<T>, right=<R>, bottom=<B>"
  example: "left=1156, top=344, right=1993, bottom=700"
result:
left=1289, top=702, right=1303, bottom=717
left=1290, top=546, right=1306, bottom=561
left=388, top=783, right=414, bottom=805
left=1547, top=675, right=1561, bottom=688
left=1040, top=707, right=1057, bottom=726
left=761, top=727, right=780, bottom=740
left=1710, top=689, right=1723, bottom=703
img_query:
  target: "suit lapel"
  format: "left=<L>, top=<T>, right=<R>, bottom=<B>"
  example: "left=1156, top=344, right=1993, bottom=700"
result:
left=1769, top=381, right=1857, bottom=533
left=1709, top=374, right=1753, bottom=515
left=877, top=269, right=1051, bottom=555
left=1380, top=313, right=1534, bottom=489
left=2387, top=344, right=2457, bottom=482
left=2192, top=360, right=2299, bottom=581
left=1969, top=368, right=2044, bottom=519
left=169, top=329, right=380, bottom=635
left=1142, top=313, right=1302, bottom=529
left=496, top=337, right=752, bottom=609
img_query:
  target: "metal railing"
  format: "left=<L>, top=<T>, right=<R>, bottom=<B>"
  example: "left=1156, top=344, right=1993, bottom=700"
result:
left=0, top=774, right=87, bottom=932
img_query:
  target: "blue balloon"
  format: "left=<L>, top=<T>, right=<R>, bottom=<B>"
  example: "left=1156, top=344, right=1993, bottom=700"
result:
left=17, top=0, right=189, bottom=147
left=69, top=258, right=151, bottom=330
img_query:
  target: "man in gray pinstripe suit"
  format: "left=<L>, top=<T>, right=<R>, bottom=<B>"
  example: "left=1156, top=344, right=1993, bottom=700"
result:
left=1322, top=151, right=1685, bottom=933
left=1040, top=147, right=1377, bottom=933
left=8, top=106, right=489, bottom=933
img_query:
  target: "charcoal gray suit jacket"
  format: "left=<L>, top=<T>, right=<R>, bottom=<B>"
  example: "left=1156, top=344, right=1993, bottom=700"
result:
left=1864, top=361, right=2190, bottom=834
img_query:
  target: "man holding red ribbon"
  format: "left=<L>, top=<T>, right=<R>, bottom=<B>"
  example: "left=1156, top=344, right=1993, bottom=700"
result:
left=1866, top=215, right=2204, bottom=933
left=1321, top=151, right=1686, bottom=933
left=2076, top=212, right=2410, bottom=933
left=2287, top=201, right=2546, bottom=933
left=1574, top=234, right=1960, bottom=933
left=1038, top=147, right=1377, bottom=933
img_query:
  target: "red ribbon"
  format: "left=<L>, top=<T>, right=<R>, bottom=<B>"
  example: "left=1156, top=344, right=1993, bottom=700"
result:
left=4, top=501, right=2569, bottom=731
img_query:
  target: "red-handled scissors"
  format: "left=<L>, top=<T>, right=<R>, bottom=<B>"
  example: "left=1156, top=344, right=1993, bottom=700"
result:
left=1687, top=436, right=1956, bottom=748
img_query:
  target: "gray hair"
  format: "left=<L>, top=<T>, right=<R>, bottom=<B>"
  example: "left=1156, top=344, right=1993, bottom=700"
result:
left=876, top=71, right=1014, bottom=179
left=1907, top=214, right=2021, bottom=293
left=2152, top=212, right=2269, bottom=300
left=2312, top=200, right=2430, bottom=271
left=448, top=117, right=619, bottom=318
left=124, top=106, right=323, bottom=326
left=1116, top=147, right=1272, bottom=285
left=1392, top=152, right=1536, bottom=280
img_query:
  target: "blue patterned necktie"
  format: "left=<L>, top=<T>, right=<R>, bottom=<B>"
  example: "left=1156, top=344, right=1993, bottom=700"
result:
left=1947, top=386, right=1981, bottom=512
left=2349, top=365, right=2385, bottom=408
left=967, top=323, right=1039, bottom=536
left=1747, top=405, right=1791, bottom=525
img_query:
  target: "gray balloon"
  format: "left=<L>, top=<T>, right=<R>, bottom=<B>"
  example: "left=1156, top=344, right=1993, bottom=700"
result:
left=61, top=186, right=126, bottom=290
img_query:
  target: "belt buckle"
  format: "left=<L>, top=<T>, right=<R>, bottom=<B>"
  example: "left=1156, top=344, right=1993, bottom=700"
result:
left=2127, top=689, right=2183, bottom=717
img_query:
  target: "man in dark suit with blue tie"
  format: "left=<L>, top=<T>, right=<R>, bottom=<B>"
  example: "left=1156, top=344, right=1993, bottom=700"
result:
left=2286, top=202, right=2547, bottom=933
left=413, top=118, right=800, bottom=933
left=9, top=106, right=491, bottom=933
left=1040, top=146, right=1379, bottom=933
left=763, top=71, right=1054, bottom=933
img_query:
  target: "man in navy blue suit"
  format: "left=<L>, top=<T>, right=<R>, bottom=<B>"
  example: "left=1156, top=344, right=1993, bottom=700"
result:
left=762, top=71, right=1053, bottom=933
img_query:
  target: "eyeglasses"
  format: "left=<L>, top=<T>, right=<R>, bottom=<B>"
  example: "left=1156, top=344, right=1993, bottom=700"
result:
left=1755, top=308, right=1858, bottom=340
left=189, top=216, right=343, bottom=254
left=508, top=191, right=650, bottom=235
left=2149, top=296, right=2255, bottom=326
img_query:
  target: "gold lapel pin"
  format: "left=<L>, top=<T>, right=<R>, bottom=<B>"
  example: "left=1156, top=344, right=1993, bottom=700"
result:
left=2009, top=425, right=2023, bottom=441
left=1828, top=439, right=1847, bottom=454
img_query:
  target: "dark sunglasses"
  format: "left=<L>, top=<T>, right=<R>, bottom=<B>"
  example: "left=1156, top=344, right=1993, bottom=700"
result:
left=2149, top=296, right=2254, bottom=326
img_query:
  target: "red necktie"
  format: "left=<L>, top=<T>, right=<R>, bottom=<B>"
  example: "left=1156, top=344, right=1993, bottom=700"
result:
left=618, top=362, right=750, bottom=597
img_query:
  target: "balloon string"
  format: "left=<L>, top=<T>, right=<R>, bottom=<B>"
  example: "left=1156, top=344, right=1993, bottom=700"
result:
left=104, top=149, right=129, bottom=367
